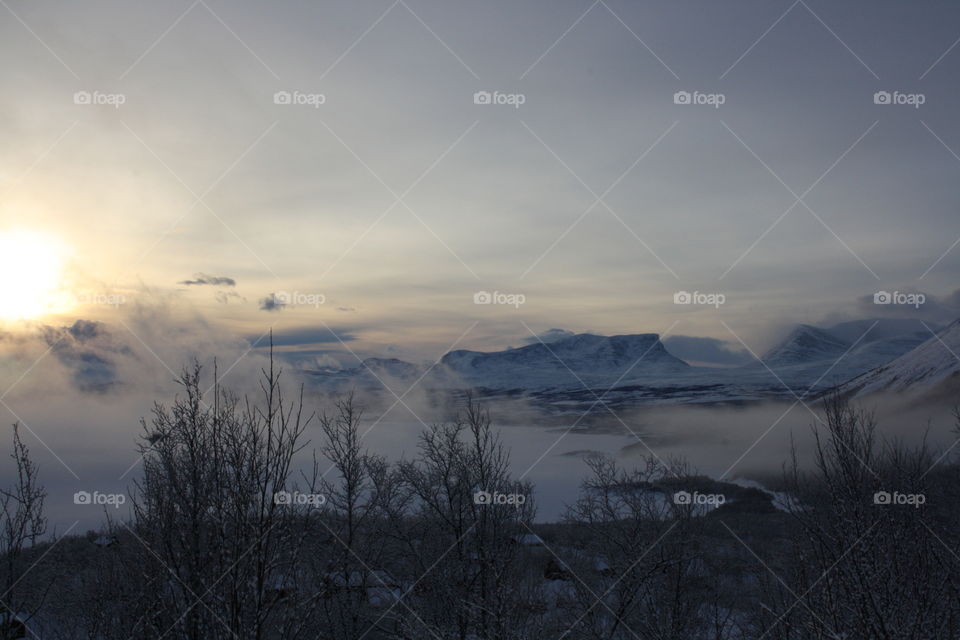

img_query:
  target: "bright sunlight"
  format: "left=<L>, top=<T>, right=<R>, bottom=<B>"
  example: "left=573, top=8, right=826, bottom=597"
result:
left=0, top=230, right=68, bottom=320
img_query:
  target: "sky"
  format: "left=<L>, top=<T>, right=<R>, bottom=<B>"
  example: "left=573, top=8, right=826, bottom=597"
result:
left=4, top=0, right=960, bottom=530
left=2, top=0, right=960, bottom=362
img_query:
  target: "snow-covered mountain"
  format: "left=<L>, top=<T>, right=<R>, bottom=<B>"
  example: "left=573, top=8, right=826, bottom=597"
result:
left=440, top=333, right=688, bottom=390
left=303, top=320, right=946, bottom=411
left=837, top=320, right=960, bottom=396
left=739, top=321, right=928, bottom=390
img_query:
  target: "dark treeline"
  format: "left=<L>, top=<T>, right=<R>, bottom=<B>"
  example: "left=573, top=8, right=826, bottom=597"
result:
left=3, top=358, right=960, bottom=640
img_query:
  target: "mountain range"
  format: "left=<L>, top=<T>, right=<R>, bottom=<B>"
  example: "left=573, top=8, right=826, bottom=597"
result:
left=305, top=318, right=960, bottom=412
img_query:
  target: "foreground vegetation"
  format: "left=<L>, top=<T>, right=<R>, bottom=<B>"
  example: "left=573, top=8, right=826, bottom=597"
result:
left=3, top=358, right=960, bottom=640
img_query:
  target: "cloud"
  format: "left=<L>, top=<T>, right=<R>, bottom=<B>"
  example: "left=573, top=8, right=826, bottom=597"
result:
left=215, top=291, right=245, bottom=304
left=662, top=335, right=754, bottom=367
left=521, top=328, right=576, bottom=345
left=17, top=303, right=268, bottom=396
left=258, top=294, right=286, bottom=312
left=178, top=273, right=236, bottom=287
left=853, top=288, right=960, bottom=323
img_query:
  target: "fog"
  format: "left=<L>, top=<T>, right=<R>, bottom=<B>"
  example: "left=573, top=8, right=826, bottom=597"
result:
left=349, top=397, right=958, bottom=521
left=12, top=354, right=954, bottom=531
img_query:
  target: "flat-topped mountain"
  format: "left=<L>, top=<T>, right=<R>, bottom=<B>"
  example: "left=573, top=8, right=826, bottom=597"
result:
left=440, top=333, right=689, bottom=390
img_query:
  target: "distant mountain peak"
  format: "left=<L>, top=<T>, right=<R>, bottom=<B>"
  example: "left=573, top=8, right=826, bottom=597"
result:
left=762, top=324, right=850, bottom=367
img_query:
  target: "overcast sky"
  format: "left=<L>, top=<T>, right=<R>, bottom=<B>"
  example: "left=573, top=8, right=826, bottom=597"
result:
left=3, top=0, right=960, bottom=364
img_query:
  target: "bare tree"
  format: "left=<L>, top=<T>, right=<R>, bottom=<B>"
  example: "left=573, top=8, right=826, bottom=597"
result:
left=772, top=393, right=959, bottom=640
left=560, top=454, right=701, bottom=640
left=0, top=424, right=47, bottom=640
left=398, top=396, right=537, bottom=640
left=131, top=354, right=318, bottom=640
left=311, top=394, right=403, bottom=640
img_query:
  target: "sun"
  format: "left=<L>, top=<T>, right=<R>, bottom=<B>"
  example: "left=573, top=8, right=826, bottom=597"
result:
left=0, top=230, right=69, bottom=320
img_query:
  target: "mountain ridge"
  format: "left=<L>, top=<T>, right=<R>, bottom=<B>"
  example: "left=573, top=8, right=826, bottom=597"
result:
left=304, top=319, right=953, bottom=408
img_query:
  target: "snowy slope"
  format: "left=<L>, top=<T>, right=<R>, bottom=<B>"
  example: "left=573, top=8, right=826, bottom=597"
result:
left=838, top=320, right=960, bottom=396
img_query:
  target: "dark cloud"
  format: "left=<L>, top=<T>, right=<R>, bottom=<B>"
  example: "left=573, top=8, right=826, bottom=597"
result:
left=178, top=273, right=236, bottom=287
left=67, top=319, right=102, bottom=342
left=258, top=294, right=286, bottom=312
left=41, top=320, right=134, bottom=393
left=662, top=335, right=754, bottom=367
left=4, top=302, right=272, bottom=399
left=247, top=327, right=356, bottom=348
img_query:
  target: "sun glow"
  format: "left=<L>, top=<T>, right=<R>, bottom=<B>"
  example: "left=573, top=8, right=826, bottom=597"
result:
left=0, top=230, right=69, bottom=320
